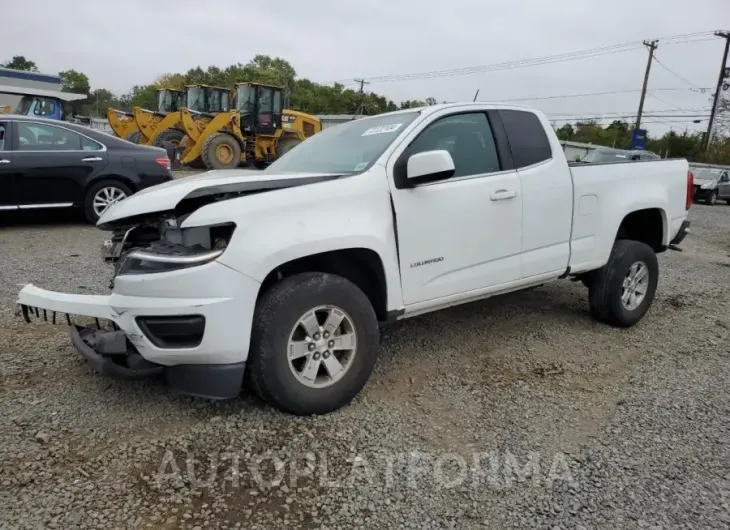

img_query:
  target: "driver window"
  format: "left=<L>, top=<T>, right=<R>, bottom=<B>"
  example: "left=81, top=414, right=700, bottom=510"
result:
left=405, top=113, right=501, bottom=178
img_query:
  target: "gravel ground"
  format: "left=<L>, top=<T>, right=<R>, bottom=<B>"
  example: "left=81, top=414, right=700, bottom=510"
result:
left=0, top=202, right=729, bottom=529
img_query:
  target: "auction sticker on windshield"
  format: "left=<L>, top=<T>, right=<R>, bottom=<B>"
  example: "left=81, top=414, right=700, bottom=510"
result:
left=362, top=123, right=403, bottom=136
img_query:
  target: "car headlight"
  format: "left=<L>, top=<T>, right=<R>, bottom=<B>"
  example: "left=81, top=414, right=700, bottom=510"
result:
left=117, top=248, right=223, bottom=276
left=116, top=223, right=235, bottom=276
left=701, top=182, right=715, bottom=189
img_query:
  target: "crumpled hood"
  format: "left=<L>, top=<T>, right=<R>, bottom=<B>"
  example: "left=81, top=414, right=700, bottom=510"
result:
left=694, top=178, right=717, bottom=187
left=98, top=170, right=341, bottom=225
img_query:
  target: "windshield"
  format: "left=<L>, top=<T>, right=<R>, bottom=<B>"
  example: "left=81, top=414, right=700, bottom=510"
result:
left=16, top=96, right=34, bottom=115
left=581, top=149, right=629, bottom=163
left=236, top=85, right=255, bottom=114
left=157, top=90, right=170, bottom=113
left=693, top=169, right=720, bottom=181
left=207, top=89, right=230, bottom=113
left=186, top=87, right=205, bottom=112
left=266, top=112, right=420, bottom=174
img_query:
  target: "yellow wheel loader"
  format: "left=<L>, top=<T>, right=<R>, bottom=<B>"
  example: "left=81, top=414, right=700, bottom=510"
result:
left=107, top=107, right=141, bottom=143
left=159, top=85, right=235, bottom=169
left=179, top=82, right=321, bottom=170
left=107, top=88, right=183, bottom=144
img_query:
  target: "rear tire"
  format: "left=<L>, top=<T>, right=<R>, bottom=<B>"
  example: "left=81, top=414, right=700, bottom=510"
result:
left=588, top=240, right=658, bottom=327
left=153, top=128, right=185, bottom=148
left=125, top=131, right=142, bottom=144
left=201, top=133, right=241, bottom=170
left=248, top=272, right=379, bottom=415
left=84, top=179, right=133, bottom=224
left=276, top=136, right=302, bottom=159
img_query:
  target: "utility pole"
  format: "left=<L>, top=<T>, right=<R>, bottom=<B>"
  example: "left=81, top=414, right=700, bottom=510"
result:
left=354, top=78, right=370, bottom=115
left=704, top=31, right=730, bottom=152
left=635, top=39, right=659, bottom=130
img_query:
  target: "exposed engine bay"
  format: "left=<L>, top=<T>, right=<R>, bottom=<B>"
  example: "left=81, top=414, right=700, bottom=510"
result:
left=99, top=172, right=343, bottom=280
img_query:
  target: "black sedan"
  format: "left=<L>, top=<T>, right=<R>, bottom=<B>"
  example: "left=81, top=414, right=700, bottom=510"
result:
left=0, top=115, right=173, bottom=223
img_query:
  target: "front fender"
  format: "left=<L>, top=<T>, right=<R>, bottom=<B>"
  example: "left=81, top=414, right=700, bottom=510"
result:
left=181, top=182, right=404, bottom=312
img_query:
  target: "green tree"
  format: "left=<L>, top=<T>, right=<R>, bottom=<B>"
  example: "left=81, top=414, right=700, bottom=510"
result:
left=2, top=55, right=38, bottom=71
left=59, top=70, right=90, bottom=94
left=128, top=84, right=158, bottom=110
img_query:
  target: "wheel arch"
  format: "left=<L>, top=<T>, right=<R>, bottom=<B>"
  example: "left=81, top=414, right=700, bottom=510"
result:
left=614, top=207, right=667, bottom=252
left=257, top=248, right=389, bottom=322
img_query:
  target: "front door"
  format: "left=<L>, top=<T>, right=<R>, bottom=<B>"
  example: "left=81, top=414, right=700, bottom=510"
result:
left=12, top=121, right=108, bottom=207
left=0, top=120, right=15, bottom=209
left=389, top=111, right=522, bottom=305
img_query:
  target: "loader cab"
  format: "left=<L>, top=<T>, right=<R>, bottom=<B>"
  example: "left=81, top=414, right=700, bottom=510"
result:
left=235, top=82, right=283, bottom=134
left=14, top=95, right=63, bottom=120
left=156, top=89, right=184, bottom=114
left=184, top=85, right=231, bottom=115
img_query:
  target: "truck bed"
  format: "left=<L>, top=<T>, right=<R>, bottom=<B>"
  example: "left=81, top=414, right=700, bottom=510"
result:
left=567, top=158, right=690, bottom=273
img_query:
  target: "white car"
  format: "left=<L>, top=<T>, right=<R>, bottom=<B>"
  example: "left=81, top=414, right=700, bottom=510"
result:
left=17, top=103, right=693, bottom=415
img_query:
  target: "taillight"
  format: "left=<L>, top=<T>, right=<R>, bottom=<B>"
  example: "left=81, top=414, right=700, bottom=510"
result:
left=686, top=170, right=694, bottom=210
left=155, top=157, right=171, bottom=170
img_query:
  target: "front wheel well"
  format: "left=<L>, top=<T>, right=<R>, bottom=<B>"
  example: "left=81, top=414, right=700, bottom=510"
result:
left=615, top=208, right=665, bottom=252
left=258, top=248, right=388, bottom=321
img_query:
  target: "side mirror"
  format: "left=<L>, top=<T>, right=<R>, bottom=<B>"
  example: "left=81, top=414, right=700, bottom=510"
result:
left=405, top=150, right=455, bottom=185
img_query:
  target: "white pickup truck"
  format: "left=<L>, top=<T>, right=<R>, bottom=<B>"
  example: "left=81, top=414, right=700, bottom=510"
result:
left=17, top=103, right=693, bottom=415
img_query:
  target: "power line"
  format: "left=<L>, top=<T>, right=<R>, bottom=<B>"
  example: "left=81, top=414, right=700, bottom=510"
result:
left=493, top=86, right=710, bottom=103
left=327, top=31, right=717, bottom=85
left=648, top=93, right=685, bottom=110
left=652, top=54, right=702, bottom=88
left=549, top=113, right=711, bottom=122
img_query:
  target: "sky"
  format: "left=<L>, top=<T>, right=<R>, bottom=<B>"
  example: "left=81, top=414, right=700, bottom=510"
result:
left=4, top=0, right=729, bottom=136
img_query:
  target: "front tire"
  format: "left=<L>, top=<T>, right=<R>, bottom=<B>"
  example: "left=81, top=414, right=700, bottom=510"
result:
left=248, top=272, right=379, bottom=415
left=125, top=131, right=142, bottom=144
left=707, top=190, right=718, bottom=205
left=588, top=240, right=658, bottom=327
left=153, top=128, right=185, bottom=148
left=201, top=132, right=241, bottom=170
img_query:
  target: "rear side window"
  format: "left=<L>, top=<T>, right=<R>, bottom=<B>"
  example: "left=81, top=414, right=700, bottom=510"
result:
left=16, top=122, right=82, bottom=151
left=0, top=123, right=6, bottom=151
left=80, top=135, right=103, bottom=151
left=498, top=110, right=552, bottom=168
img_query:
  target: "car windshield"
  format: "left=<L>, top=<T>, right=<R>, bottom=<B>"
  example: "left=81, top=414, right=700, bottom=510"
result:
left=581, top=149, right=629, bottom=163
left=693, top=169, right=721, bottom=181
left=266, top=112, right=420, bottom=174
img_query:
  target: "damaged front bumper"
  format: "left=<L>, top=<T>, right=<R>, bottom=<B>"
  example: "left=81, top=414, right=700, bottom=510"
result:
left=16, top=261, right=260, bottom=399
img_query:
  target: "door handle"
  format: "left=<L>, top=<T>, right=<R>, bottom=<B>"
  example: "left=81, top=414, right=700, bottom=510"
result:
left=490, top=189, right=517, bottom=201
left=0, top=159, right=10, bottom=164
left=82, top=157, right=103, bottom=162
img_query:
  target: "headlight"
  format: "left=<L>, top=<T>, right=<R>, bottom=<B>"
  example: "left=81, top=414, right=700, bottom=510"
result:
left=117, top=248, right=223, bottom=276
left=701, top=182, right=715, bottom=189
left=116, top=222, right=235, bottom=276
